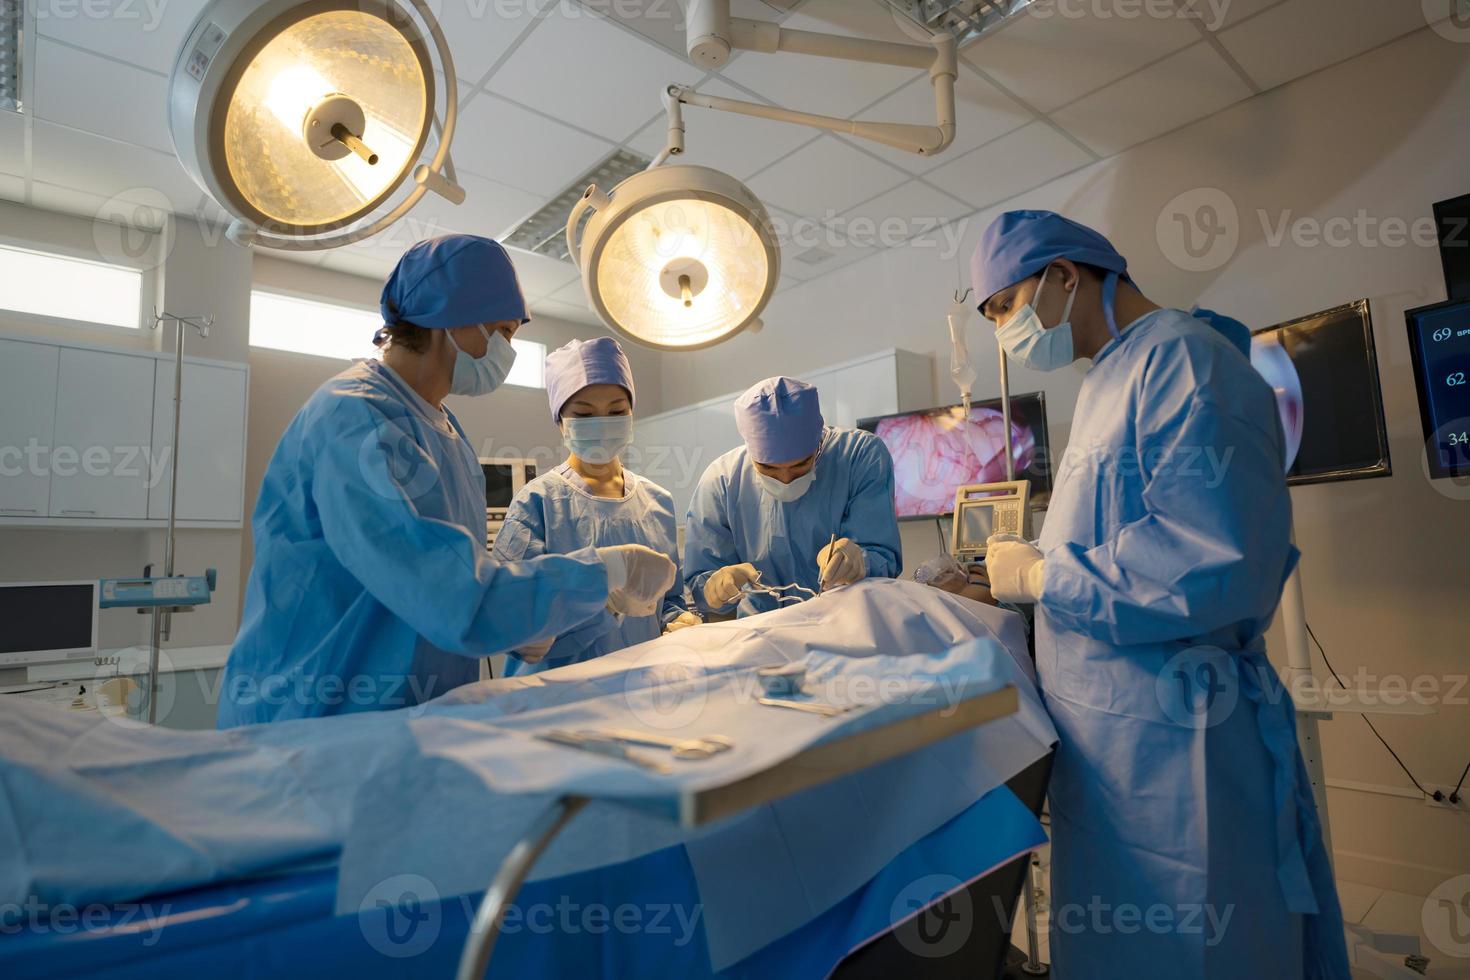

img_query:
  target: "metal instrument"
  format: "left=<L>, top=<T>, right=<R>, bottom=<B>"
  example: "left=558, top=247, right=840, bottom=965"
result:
left=590, top=728, right=735, bottom=761
left=535, top=730, right=673, bottom=774
left=756, top=697, right=855, bottom=717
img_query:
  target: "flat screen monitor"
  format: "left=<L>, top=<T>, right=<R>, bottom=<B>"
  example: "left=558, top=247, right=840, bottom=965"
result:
left=1434, top=193, right=1470, bottom=302
left=858, top=393, right=1052, bottom=520
left=0, top=581, right=99, bottom=667
left=480, top=459, right=538, bottom=509
left=1252, top=299, right=1391, bottom=486
left=1404, top=299, right=1470, bottom=480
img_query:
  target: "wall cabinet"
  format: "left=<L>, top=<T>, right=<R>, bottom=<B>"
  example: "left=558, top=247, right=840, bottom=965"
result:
left=635, top=348, right=933, bottom=523
left=0, top=332, right=249, bottom=528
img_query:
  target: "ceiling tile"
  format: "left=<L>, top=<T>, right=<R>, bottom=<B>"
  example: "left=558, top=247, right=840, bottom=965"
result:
left=489, top=1, right=701, bottom=143
left=626, top=77, right=816, bottom=180
left=453, top=91, right=614, bottom=196
left=924, top=120, right=1093, bottom=209
left=963, top=0, right=1200, bottom=114
left=532, top=295, right=601, bottom=326
left=548, top=275, right=589, bottom=305
left=0, top=112, right=24, bottom=176
left=763, top=206, right=874, bottom=282
left=855, top=64, right=1033, bottom=175
left=0, top=173, right=26, bottom=204
left=746, top=135, right=908, bottom=224
left=32, top=0, right=210, bottom=74
left=436, top=0, right=558, bottom=84
left=30, top=119, right=208, bottom=213
left=32, top=39, right=172, bottom=154
left=506, top=244, right=580, bottom=298
left=716, top=0, right=924, bottom=120
left=1218, top=0, right=1434, bottom=91
left=410, top=170, right=545, bottom=240
left=828, top=180, right=972, bottom=247
left=1051, top=41, right=1253, bottom=158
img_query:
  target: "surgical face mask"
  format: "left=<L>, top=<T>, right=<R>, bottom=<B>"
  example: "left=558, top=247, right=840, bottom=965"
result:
left=756, top=465, right=816, bottom=502
left=996, top=268, right=1078, bottom=372
left=563, top=415, right=634, bottom=464
left=448, top=325, right=517, bottom=396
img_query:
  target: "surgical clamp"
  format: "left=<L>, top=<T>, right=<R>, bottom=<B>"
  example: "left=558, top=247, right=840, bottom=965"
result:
left=589, top=728, right=735, bottom=760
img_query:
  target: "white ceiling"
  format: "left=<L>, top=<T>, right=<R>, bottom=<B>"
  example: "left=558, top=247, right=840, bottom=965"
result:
left=1, top=0, right=1454, bottom=325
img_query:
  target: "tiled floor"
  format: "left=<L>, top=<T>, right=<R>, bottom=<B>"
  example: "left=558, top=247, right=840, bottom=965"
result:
left=1006, top=847, right=1470, bottom=978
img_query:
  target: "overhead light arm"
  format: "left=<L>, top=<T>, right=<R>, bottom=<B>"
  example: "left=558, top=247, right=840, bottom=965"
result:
left=674, top=0, right=958, bottom=158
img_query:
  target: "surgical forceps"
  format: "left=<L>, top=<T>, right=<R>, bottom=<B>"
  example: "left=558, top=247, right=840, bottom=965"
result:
left=742, top=579, right=819, bottom=605
left=590, top=728, right=735, bottom=760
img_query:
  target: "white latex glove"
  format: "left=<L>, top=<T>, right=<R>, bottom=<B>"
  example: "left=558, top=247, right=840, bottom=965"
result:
left=703, top=562, right=761, bottom=608
left=597, top=544, right=677, bottom=618
left=663, top=611, right=703, bottom=634
left=985, top=533, right=1045, bottom=603
left=514, top=636, right=555, bottom=664
left=817, top=537, right=866, bottom=590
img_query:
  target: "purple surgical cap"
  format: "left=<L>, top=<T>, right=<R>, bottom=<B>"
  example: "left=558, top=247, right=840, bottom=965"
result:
left=378, top=235, right=529, bottom=339
left=970, top=210, right=1130, bottom=308
left=545, top=337, right=636, bottom=422
left=734, top=376, right=824, bottom=464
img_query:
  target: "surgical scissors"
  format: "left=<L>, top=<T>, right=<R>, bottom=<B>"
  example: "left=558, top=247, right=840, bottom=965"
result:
left=590, top=728, right=735, bottom=760
left=742, top=579, right=819, bottom=605
left=536, top=730, right=673, bottom=774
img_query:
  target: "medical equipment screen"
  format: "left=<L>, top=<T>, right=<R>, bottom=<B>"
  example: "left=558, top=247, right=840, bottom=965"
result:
left=1254, top=300, right=1391, bottom=485
left=1434, top=193, right=1470, bottom=302
left=0, top=582, right=97, bottom=663
left=858, top=393, right=1052, bottom=520
left=1405, top=300, right=1470, bottom=479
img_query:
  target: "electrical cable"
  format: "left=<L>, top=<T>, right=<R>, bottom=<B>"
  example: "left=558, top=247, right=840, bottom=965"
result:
left=1306, top=622, right=1442, bottom=801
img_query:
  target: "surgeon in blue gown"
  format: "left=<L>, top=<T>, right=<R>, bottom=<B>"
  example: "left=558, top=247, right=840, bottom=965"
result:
left=492, top=337, right=697, bottom=675
left=684, top=376, right=901, bottom=618
left=219, top=236, right=675, bottom=726
left=972, top=211, right=1348, bottom=978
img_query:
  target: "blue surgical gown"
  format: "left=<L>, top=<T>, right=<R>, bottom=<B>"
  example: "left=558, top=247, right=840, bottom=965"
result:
left=219, top=360, right=609, bottom=727
left=684, top=426, right=902, bottom=617
left=491, top=464, right=688, bottom=675
left=1033, top=309, right=1348, bottom=978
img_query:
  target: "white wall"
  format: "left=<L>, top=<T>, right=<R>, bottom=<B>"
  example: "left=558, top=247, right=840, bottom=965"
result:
left=655, top=27, right=1470, bottom=894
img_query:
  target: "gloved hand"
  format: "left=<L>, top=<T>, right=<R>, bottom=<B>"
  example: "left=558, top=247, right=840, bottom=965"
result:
left=703, top=562, right=761, bottom=609
left=597, top=545, right=677, bottom=618
left=663, top=611, right=702, bottom=634
left=817, top=537, right=866, bottom=590
left=514, top=636, right=556, bottom=664
left=984, top=533, right=1045, bottom=603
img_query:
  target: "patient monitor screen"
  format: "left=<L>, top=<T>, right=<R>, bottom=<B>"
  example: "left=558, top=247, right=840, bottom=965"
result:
left=0, top=584, right=95, bottom=658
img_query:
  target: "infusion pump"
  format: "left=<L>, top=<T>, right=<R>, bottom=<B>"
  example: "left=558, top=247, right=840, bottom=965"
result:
left=480, top=458, right=538, bottom=548
left=950, top=480, right=1033, bottom=562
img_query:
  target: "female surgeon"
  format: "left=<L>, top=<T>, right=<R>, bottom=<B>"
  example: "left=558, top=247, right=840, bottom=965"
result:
left=971, top=211, right=1347, bottom=978
left=492, top=337, right=699, bottom=675
left=218, top=236, right=675, bottom=726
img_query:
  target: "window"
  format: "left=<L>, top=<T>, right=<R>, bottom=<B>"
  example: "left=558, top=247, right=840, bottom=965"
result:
left=0, top=242, right=144, bottom=329
left=249, top=289, right=547, bottom=388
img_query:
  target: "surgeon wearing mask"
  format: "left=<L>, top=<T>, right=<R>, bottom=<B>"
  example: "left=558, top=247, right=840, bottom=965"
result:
left=219, top=236, right=675, bottom=726
left=971, top=211, right=1347, bottom=978
left=684, top=376, right=901, bottom=617
left=492, top=337, right=698, bottom=674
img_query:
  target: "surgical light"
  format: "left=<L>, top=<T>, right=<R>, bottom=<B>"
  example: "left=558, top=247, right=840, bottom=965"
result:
left=566, top=164, right=779, bottom=352
left=168, top=0, right=464, bottom=250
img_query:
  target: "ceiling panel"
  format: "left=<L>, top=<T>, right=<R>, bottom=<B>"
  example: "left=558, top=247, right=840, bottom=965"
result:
left=827, top=179, right=972, bottom=244
left=32, top=39, right=173, bottom=154
left=1218, top=0, right=1436, bottom=91
left=0, top=173, right=26, bottom=205
left=626, top=77, right=816, bottom=179
left=489, top=1, right=701, bottom=143
left=531, top=294, right=601, bottom=326
left=32, top=0, right=210, bottom=74
left=30, top=119, right=206, bottom=212
left=964, top=0, right=1201, bottom=114
left=0, top=111, right=23, bottom=176
left=507, top=245, right=580, bottom=299
left=924, top=120, right=1093, bottom=209
left=1176, top=0, right=1287, bottom=32
left=453, top=91, right=614, bottom=196
left=596, top=0, right=791, bottom=57
left=854, top=64, right=1034, bottom=175
left=1050, top=41, right=1253, bottom=158
left=436, top=0, right=557, bottom=84
left=411, top=170, right=545, bottom=241
left=746, top=135, right=908, bottom=224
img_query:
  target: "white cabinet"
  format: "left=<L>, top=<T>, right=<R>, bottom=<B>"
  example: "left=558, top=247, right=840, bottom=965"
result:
left=148, top=361, right=248, bottom=523
left=0, top=339, right=60, bottom=518
left=48, top=347, right=156, bottom=520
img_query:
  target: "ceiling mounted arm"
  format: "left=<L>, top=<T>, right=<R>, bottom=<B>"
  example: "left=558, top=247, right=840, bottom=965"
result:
left=678, top=0, right=957, bottom=157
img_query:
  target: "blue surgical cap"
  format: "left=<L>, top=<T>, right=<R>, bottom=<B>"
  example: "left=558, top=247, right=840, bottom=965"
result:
left=545, top=337, right=636, bottom=422
left=970, top=210, right=1130, bottom=308
left=379, top=234, right=529, bottom=334
left=735, top=377, right=824, bottom=465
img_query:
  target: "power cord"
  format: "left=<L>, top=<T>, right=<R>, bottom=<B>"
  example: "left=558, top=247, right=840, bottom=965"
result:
left=1305, top=622, right=1461, bottom=804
